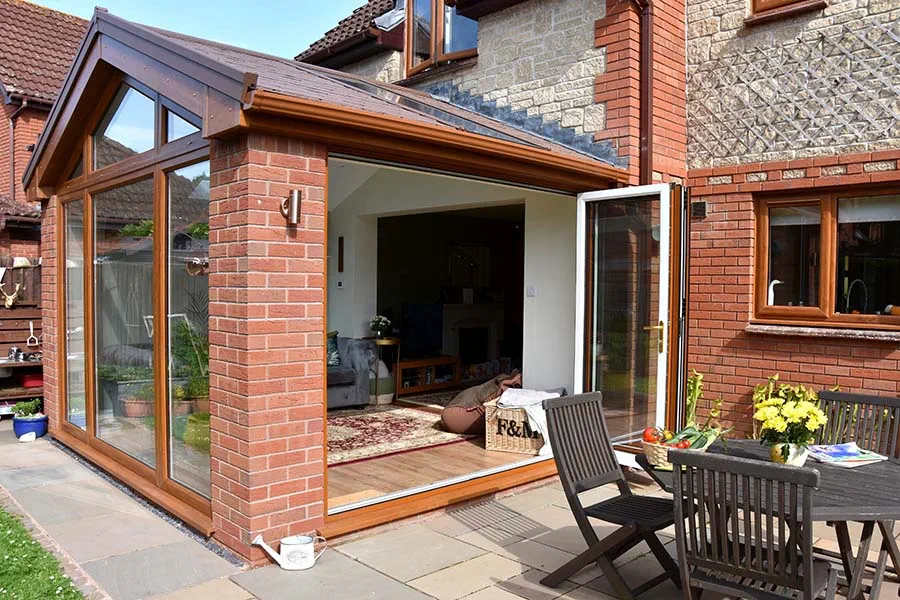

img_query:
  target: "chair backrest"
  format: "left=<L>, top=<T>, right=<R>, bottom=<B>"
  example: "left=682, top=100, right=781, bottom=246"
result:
left=543, top=392, right=625, bottom=496
left=816, top=390, right=900, bottom=458
left=670, top=449, right=819, bottom=597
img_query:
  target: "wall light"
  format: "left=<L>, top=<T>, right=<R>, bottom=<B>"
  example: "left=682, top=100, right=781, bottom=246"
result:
left=280, top=189, right=301, bottom=225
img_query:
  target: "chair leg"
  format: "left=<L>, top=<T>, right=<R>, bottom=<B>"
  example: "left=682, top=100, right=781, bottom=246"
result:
left=540, top=523, right=639, bottom=588
left=596, top=554, right=636, bottom=600
left=877, top=520, right=900, bottom=581
left=644, top=532, right=680, bottom=588
left=824, top=566, right=838, bottom=600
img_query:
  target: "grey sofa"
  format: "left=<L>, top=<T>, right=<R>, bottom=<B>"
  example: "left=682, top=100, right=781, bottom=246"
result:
left=327, top=337, right=376, bottom=410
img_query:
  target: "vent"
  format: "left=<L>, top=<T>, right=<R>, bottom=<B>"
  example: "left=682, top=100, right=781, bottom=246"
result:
left=691, top=201, right=707, bottom=219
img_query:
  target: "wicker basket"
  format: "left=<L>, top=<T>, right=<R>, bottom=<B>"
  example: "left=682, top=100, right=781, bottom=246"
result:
left=484, top=399, right=543, bottom=455
left=643, top=441, right=672, bottom=468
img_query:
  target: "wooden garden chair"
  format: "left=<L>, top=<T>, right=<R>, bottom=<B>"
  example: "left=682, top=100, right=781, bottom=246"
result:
left=540, top=392, right=680, bottom=598
left=815, top=390, right=900, bottom=595
left=670, top=449, right=839, bottom=600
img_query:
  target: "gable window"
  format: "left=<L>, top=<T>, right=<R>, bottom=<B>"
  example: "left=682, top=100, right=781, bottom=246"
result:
left=92, top=84, right=155, bottom=169
left=407, top=0, right=478, bottom=76
left=165, top=108, right=200, bottom=143
left=756, top=191, right=900, bottom=329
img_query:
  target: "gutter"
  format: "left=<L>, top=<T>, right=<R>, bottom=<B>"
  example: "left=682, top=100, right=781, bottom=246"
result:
left=637, top=0, right=653, bottom=186
left=297, top=27, right=381, bottom=64
left=8, top=99, right=28, bottom=202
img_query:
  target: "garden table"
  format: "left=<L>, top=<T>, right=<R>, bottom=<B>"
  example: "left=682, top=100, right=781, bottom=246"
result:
left=636, top=439, right=900, bottom=599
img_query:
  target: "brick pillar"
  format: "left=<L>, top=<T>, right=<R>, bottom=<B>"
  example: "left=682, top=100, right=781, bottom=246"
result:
left=41, top=197, right=60, bottom=431
left=208, top=133, right=327, bottom=563
left=650, top=0, right=687, bottom=182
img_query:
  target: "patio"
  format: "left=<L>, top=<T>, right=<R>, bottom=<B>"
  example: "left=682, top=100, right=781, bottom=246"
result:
left=3, top=417, right=900, bottom=599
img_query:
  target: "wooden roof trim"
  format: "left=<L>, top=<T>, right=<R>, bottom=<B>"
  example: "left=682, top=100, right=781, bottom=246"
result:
left=245, top=89, right=630, bottom=186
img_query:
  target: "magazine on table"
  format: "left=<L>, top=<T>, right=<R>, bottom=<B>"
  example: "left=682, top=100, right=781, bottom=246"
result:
left=807, top=442, right=887, bottom=468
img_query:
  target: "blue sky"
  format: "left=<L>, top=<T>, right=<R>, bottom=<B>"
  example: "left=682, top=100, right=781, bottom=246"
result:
left=41, top=0, right=367, bottom=58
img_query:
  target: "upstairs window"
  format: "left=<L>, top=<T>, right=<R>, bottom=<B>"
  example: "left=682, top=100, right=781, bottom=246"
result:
left=407, top=0, right=478, bottom=76
left=755, top=191, right=900, bottom=329
left=92, top=84, right=155, bottom=170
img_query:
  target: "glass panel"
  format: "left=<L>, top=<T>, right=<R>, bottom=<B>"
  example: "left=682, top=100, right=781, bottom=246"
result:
left=586, top=196, right=661, bottom=442
left=836, top=195, right=900, bottom=316
left=411, top=0, right=433, bottom=68
left=68, top=156, right=83, bottom=180
left=93, top=85, right=155, bottom=170
left=767, top=205, right=820, bottom=307
left=442, top=5, right=477, bottom=55
left=65, top=201, right=86, bottom=429
left=94, top=178, right=156, bottom=467
left=167, top=162, right=211, bottom=496
left=166, top=110, right=200, bottom=143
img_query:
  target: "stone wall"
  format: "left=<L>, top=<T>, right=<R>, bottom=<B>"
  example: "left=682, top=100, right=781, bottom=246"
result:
left=340, top=50, right=403, bottom=84
left=687, top=0, right=900, bottom=169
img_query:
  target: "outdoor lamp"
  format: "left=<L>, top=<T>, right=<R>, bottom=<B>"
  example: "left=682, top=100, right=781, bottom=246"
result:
left=281, top=189, right=302, bottom=225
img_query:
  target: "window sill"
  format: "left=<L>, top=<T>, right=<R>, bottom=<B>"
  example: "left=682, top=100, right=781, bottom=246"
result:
left=397, top=57, right=478, bottom=87
left=744, top=0, right=827, bottom=26
left=746, top=322, right=900, bottom=343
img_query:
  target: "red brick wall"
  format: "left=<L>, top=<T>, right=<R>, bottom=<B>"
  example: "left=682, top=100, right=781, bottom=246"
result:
left=41, top=198, right=59, bottom=430
left=0, top=104, right=48, bottom=204
left=687, top=150, right=900, bottom=437
left=594, top=0, right=687, bottom=183
left=208, top=132, right=327, bottom=563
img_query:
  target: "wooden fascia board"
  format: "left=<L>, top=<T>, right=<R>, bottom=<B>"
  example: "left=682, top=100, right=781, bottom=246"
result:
left=244, top=90, right=628, bottom=191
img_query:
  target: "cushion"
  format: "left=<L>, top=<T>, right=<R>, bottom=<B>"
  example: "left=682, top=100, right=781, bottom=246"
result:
left=326, top=331, right=341, bottom=367
left=442, top=405, right=485, bottom=435
left=327, top=366, right=356, bottom=386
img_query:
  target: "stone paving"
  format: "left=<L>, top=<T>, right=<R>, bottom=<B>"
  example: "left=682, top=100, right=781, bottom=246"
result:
left=3, top=417, right=900, bottom=599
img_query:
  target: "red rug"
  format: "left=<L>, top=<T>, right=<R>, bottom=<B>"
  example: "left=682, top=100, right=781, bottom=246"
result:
left=327, top=405, right=473, bottom=466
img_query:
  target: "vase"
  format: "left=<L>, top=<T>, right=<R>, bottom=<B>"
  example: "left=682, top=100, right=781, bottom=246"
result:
left=769, top=443, right=809, bottom=467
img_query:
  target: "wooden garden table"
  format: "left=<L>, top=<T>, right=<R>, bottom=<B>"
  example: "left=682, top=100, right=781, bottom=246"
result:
left=636, top=439, right=900, bottom=599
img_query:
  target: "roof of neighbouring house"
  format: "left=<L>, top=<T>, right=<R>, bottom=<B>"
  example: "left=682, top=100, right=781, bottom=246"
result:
left=296, top=0, right=395, bottom=61
left=0, top=194, right=40, bottom=221
left=0, top=0, right=88, bottom=104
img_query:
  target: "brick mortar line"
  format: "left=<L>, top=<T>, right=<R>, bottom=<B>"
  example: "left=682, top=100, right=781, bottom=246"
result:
left=0, top=483, right=111, bottom=600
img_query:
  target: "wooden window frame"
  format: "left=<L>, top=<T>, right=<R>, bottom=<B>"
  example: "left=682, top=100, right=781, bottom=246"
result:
left=56, top=76, right=212, bottom=527
left=405, top=0, right=478, bottom=77
left=754, top=190, right=900, bottom=331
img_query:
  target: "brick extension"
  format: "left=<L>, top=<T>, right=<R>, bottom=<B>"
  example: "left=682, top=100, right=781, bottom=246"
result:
left=208, top=133, right=327, bottom=563
left=0, top=104, right=48, bottom=204
left=687, top=151, right=900, bottom=436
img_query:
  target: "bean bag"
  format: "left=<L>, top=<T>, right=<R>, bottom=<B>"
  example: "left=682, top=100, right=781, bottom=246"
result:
left=441, top=371, right=521, bottom=435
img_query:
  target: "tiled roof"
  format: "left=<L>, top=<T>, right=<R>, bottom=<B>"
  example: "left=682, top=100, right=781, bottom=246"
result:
left=0, top=194, right=40, bottom=220
left=296, top=0, right=395, bottom=61
left=0, top=0, right=87, bottom=103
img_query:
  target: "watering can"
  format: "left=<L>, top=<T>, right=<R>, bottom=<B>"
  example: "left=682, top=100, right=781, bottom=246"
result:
left=252, top=534, right=326, bottom=570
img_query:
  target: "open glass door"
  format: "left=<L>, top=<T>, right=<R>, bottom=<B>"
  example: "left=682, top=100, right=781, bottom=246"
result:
left=574, top=184, right=687, bottom=455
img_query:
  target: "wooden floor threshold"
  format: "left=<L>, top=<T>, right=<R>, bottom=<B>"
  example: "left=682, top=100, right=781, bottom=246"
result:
left=51, top=428, right=214, bottom=536
left=319, top=459, right=558, bottom=538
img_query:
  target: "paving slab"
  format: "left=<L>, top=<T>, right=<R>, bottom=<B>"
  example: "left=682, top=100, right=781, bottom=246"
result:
left=336, top=523, right=486, bottom=581
left=83, top=540, right=238, bottom=600
left=232, top=550, right=432, bottom=600
left=12, top=477, right=147, bottom=524
left=44, top=510, right=186, bottom=562
left=408, top=552, right=529, bottom=600
left=0, top=461, right=95, bottom=491
left=493, top=568, right=577, bottom=600
left=148, top=577, right=255, bottom=600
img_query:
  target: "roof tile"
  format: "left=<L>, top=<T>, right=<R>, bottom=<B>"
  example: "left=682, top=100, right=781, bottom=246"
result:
left=0, top=0, right=87, bottom=103
left=296, top=0, right=395, bottom=61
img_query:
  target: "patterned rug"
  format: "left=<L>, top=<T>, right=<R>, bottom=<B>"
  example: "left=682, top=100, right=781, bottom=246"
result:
left=327, top=405, right=472, bottom=466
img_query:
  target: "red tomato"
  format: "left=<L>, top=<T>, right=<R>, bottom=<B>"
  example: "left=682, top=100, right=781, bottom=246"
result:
left=642, top=427, right=661, bottom=443
left=676, top=440, right=691, bottom=449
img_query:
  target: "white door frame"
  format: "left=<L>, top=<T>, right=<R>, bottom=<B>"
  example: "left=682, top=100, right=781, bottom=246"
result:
left=574, top=183, right=675, bottom=465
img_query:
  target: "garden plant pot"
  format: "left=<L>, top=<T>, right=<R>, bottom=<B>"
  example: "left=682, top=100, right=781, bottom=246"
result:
left=13, top=415, right=48, bottom=439
left=121, top=398, right=154, bottom=418
left=769, top=443, right=809, bottom=467
left=172, top=400, right=193, bottom=416
left=191, top=396, right=210, bottom=413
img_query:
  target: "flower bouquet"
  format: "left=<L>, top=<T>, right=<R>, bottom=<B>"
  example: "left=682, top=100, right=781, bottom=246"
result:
left=752, top=374, right=827, bottom=466
left=369, top=315, right=391, bottom=338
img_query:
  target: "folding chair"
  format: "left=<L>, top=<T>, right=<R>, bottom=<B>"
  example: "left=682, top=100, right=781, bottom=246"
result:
left=540, top=392, right=679, bottom=598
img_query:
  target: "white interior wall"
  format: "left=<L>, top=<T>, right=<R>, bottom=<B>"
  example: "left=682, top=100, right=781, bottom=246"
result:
left=327, top=158, right=577, bottom=393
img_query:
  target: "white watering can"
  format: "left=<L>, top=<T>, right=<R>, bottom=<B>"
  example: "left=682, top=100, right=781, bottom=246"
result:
left=252, top=534, right=327, bottom=570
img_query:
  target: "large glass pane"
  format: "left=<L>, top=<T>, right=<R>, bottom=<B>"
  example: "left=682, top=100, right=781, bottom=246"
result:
left=585, top=197, right=661, bottom=442
left=767, top=205, right=820, bottom=307
left=94, top=178, right=156, bottom=467
left=836, top=195, right=900, bottom=316
left=411, top=0, right=433, bottom=68
left=93, top=85, right=155, bottom=170
left=65, top=201, right=86, bottom=429
left=443, top=5, right=477, bottom=55
left=167, top=162, right=210, bottom=496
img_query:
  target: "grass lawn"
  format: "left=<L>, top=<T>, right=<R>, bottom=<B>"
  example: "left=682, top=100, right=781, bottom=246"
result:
left=0, top=506, right=83, bottom=599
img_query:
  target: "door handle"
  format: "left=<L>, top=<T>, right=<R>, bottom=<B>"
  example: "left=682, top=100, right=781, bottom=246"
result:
left=643, top=321, right=665, bottom=354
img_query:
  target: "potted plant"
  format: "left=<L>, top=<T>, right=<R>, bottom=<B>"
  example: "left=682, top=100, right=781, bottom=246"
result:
left=752, top=374, right=828, bottom=466
left=171, top=322, right=209, bottom=412
left=13, top=398, right=47, bottom=439
left=369, top=315, right=391, bottom=338
left=98, top=364, right=155, bottom=416
left=121, top=383, right=155, bottom=418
